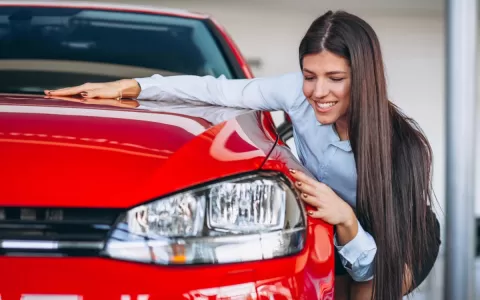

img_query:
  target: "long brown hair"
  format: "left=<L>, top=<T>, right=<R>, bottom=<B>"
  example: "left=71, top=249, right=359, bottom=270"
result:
left=299, top=11, right=437, bottom=299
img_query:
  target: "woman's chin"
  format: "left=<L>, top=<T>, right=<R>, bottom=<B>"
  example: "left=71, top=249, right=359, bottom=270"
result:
left=315, top=114, right=337, bottom=125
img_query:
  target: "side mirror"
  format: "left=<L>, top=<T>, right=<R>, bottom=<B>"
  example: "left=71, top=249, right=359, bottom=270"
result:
left=277, top=112, right=293, bottom=142
left=274, top=112, right=299, bottom=159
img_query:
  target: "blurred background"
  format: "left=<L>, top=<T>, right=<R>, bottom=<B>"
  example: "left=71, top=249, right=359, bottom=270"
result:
left=49, top=0, right=480, bottom=298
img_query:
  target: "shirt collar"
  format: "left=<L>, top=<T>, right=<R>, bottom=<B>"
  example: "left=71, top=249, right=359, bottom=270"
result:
left=332, top=140, right=352, bottom=152
left=324, top=123, right=352, bottom=152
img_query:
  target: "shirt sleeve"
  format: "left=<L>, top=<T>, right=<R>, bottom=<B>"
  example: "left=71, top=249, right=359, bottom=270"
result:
left=134, top=72, right=305, bottom=113
left=334, top=220, right=377, bottom=282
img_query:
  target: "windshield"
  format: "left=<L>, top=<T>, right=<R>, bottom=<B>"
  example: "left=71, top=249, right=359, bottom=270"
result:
left=0, top=6, right=234, bottom=94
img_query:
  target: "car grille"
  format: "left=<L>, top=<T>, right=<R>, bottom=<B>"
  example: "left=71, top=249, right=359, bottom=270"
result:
left=0, top=207, right=122, bottom=256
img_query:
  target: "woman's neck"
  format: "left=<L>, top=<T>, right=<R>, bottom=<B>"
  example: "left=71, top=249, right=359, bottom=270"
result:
left=334, top=118, right=349, bottom=141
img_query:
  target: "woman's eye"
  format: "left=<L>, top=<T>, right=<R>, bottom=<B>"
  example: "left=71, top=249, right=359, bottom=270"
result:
left=304, top=77, right=315, bottom=81
left=331, top=77, right=344, bottom=82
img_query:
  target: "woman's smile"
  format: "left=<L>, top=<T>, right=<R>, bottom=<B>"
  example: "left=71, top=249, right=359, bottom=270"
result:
left=314, top=101, right=339, bottom=112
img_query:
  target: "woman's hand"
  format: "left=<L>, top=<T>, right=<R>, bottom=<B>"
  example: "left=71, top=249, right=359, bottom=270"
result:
left=45, top=95, right=140, bottom=109
left=44, top=79, right=141, bottom=99
left=289, top=169, right=356, bottom=227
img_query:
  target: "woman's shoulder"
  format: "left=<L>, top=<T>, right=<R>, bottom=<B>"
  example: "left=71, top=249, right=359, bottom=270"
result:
left=260, top=71, right=303, bottom=91
left=271, top=71, right=307, bottom=110
left=252, top=71, right=306, bottom=112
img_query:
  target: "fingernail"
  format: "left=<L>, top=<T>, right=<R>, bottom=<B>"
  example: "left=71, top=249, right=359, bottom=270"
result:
left=45, top=90, right=51, bottom=95
left=307, top=211, right=313, bottom=215
left=289, top=169, right=296, bottom=174
left=296, top=182, right=302, bottom=186
left=302, top=193, right=308, bottom=198
left=81, top=92, right=88, bottom=97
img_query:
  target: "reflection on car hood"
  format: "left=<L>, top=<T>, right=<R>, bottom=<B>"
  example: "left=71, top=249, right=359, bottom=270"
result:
left=0, top=95, right=278, bottom=208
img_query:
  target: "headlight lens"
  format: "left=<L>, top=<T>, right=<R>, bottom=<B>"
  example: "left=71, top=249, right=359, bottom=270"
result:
left=105, top=173, right=306, bottom=265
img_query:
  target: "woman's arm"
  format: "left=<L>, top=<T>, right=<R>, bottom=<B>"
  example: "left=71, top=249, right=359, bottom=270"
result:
left=135, top=73, right=304, bottom=112
left=334, top=221, right=377, bottom=282
left=289, top=169, right=377, bottom=282
left=47, top=72, right=305, bottom=113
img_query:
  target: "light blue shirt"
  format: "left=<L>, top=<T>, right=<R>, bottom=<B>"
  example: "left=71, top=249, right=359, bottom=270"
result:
left=135, top=72, right=377, bottom=281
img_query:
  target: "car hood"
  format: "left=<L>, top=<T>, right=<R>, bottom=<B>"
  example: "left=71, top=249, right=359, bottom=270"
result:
left=0, top=95, right=278, bottom=208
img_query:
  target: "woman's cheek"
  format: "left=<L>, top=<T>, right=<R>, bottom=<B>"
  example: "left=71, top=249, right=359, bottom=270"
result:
left=332, top=83, right=349, bottom=99
left=302, top=82, right=314, bottom=98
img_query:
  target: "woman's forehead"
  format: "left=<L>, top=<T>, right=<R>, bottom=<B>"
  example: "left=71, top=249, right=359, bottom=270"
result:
left=302, top=51, right=350, bottom=73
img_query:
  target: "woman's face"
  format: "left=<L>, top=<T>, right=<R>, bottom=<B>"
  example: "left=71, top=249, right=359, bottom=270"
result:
left=302, top=50, right=351, bottom=125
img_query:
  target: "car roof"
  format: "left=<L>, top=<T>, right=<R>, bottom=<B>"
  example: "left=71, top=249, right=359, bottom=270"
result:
left=0, top=1, right=210, bottom=20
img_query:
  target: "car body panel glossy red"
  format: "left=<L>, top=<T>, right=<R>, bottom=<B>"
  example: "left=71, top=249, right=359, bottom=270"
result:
left=0, top=2, right=334, bottom=298
left=0, top=95, right=335, bottom=299
left=0, top=95, right=277, bottom=208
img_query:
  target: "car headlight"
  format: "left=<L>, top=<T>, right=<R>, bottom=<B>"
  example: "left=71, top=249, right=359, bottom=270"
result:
left=105, top=172, right=306, bottom=265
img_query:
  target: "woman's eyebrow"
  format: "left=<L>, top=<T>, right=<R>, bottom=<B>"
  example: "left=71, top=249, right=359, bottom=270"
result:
left=302, top=68, right=315, bottom=74
left=326, top=71, right=347, bottom=75
left=303, top=68, right=347, bottom=75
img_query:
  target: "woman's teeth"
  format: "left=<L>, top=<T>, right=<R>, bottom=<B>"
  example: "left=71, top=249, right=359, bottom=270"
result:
left=316, top=102, right=337, bottom=109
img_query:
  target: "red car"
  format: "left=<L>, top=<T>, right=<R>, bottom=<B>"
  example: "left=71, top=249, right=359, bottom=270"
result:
left=0, top=2, right=334, bottom=299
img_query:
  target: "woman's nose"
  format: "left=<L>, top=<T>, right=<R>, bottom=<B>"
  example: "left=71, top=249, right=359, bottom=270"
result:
left=313, top=82, right=329, bottom=98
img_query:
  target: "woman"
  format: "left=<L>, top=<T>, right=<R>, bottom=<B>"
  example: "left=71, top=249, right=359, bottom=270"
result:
left=46, top=10, right=441, bottom=300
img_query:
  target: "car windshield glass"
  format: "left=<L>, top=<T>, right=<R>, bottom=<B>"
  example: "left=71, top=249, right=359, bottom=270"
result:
left=0, top=6, right=234, bottom=94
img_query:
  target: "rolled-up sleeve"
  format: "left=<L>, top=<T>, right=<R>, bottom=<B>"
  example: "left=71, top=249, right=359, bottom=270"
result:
left=134, top=72, right=304, bottom=113
left=334, top=221, right=377, bottom=282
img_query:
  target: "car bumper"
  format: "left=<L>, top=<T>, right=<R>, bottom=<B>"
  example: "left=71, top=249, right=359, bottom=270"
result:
left=0, top=226, right=334, bottom=300
left=0, top=257, right=332, bottom=299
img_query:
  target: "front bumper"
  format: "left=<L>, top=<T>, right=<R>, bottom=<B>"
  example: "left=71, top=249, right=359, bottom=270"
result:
left=0, top=225, right=334, bottom=300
